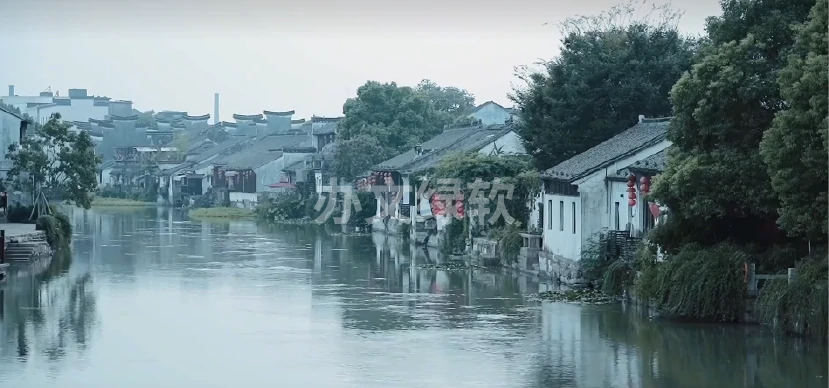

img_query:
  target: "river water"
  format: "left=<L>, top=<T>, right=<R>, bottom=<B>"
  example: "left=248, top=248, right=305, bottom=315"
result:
left=0, top=208, right=824, bottom=388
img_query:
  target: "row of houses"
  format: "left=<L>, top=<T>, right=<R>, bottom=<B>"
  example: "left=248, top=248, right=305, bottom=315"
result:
left=96, top=100, right=521, bottom=206
left=366, top=113, right=672, bottom=284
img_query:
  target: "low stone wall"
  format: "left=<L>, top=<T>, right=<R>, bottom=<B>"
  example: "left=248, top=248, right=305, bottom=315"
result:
left=538, top=251, right=586, bottom=286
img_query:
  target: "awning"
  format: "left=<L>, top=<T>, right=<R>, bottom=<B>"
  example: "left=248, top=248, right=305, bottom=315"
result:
left=268, top=181, right=298, bottom=189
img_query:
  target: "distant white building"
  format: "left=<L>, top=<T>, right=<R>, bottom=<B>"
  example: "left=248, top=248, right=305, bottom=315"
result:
left=466, top=101, right=515, bottom=126
left=1, top=86, right=115, bottom=125
left=0, top=104, right=30, bottom=176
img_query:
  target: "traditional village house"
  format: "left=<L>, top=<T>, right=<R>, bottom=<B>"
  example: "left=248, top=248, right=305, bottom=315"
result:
left=466, top=101, right=517, bottom=126
left=232, top=113, right=263, bottom=137
left=181, top=114, right=211, bottom=132
left=209, top=133, right=315, bottom=206
left=159, top=134, right=251, bottom=204
left=107, top=146, right=186, bottom=195
left=368, top=123, right=526, bottom=246
left=539, top=116, right=671, bottom=284
left=277, top=116, right=342, bottom=194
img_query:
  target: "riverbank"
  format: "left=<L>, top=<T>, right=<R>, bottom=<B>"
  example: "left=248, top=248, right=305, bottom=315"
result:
left=91, top=198, right=156, bottom=207
left=188, top=207, right=254, bottom=219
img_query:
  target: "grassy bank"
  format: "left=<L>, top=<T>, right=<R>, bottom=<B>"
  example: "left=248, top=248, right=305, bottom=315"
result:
left=189, top=207, right=254, bottom=219
left=91, top=197, right=156, bottom=207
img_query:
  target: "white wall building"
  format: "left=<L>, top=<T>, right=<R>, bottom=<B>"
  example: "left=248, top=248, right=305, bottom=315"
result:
left=368, top=123, right=527, bottom=246
left=466, top=101, right=515, bottom=126
left=0, top=104, right=29, bottom=176
left=539, top=117, right=672, bottom=284
left=2, top=88, right=111, bottom=125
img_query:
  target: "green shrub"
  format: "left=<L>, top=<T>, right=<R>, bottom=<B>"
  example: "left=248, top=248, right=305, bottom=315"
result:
left=52, top=211, right=72, bottom=242
left=636, top=243, right=748, bottom=322
left=755, top=253, right=828, bottom=340
left=489, top=223, right=523, bottom=263
left=7, top=204, right=33, bottom=223
left=35, top=214, right=64, bottom=248
left=440, top=218, right=466, bottom=255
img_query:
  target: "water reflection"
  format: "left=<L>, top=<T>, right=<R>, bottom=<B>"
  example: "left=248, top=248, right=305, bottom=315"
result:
left=0, top=249, right=95, bottom=368
left=0, top=209, right=822, bottom=388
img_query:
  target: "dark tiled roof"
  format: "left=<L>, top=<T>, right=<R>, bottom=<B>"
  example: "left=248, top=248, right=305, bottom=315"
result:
left=291, top=119, right=306, bottom=124
left=111, top=114, right=139, bottom=121
left=233, top=113, right=263, bottom=121
left=171, top=122, right=186, bottom=129
left=0, top=104, right=26, bottom=121
left=212, top=134, right=311, bottom=170
left=263, top=110, right=295, bottom=116
left=311, top=116, right=343, bottom=123
left=627, top=147, right=670, bottom=174
left=376, top=124, right=516, bottom=173
left=543, top=118, right=671, bottom=182
left=182, top=114, right=210, bottom=121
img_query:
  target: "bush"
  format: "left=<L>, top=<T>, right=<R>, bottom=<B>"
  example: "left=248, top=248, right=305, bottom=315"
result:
left=489, top=222, right=523, bottom=263
left=35, top=214, right=64, bottom=248
left=255, top=194, right=310, bottom=222
left=52, top=211, right=72, bottom=242
left=440, top=217, right=466, bottom=255
left=7, top=204, right=33, bottom=223
left=635, top=243, right=748, bottom=322
left=191, top=194, right=214, bottom=209
left=755, top=252, right=828, bottom=340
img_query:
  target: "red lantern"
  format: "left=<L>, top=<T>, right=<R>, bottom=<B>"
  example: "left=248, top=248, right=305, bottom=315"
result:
left=626, top=181, right=635, bottom=188
left=640, top=176, right=649, bottom=185
left=628, top=192, right=637, bottom=200
left=641, top=184, right=650, bottom=193
left=626, top=187, right=636, bottom=193
left=628, top=199, right=637, bottom=207
left=628, top=174, right=636, bottom=182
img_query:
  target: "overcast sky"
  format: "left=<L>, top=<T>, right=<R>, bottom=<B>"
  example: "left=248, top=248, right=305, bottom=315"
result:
left=0, top=0, right=721, bottom=121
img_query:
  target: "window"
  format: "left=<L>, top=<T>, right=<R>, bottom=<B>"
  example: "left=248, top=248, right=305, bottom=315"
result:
left=572, top=202, right=577, bottom=234
left=559, top=201, right=564, bottom=231
left=547, top=200, right=553, bottom=230
left=614, top=202, right=620, bottom=230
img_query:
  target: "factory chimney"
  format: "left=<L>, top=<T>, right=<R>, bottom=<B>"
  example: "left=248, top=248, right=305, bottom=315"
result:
left=214, top=93, right=220, bottom=124
left=7, top=85, right=13, bottom=97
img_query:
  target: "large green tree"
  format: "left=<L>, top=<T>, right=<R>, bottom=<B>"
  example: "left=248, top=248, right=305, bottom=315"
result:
left=511, top=1, right=697, bottom=169
left=332, top=135, right=388, bottom=181
left=337, top=79, right=475, bottom=176
left=650, top=0, right=815, bottom=251
left=5, top=113, right=102, bottom=209
left=760, top=0, right=828, bottom=243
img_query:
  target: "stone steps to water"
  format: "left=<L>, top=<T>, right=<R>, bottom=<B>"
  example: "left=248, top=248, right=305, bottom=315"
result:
left=4, top=233, right=50, bottom=262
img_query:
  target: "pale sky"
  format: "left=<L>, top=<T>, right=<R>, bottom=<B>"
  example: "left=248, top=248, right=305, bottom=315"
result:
left=0, top=0, right=721, bottom=121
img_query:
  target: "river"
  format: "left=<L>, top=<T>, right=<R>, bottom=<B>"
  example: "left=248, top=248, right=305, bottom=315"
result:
left=0, top=208, right=824, bottom=388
